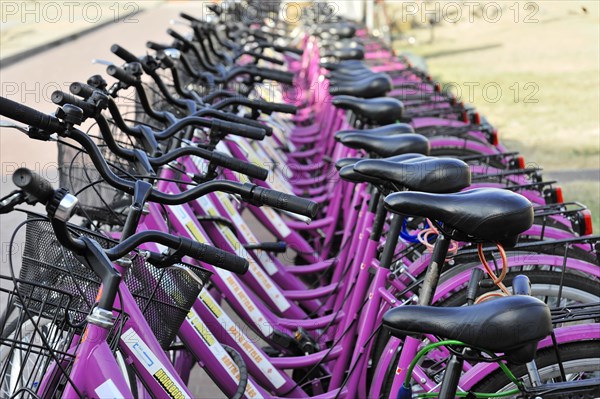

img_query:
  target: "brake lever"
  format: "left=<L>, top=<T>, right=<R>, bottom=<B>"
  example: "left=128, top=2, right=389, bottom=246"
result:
left=169, top=18, right=191, bottom=27
left=91, top=58, right=114, bottom=66
left=0, top=119, right=30, bottom=134
left=0, top=190, right=25, bottom=214
left=166, top=264, right=206, bottom=288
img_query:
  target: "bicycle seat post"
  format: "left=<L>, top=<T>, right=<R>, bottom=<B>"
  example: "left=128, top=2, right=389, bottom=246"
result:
left=418, top=233, right=451, bottom=306
left=438, top=353, right=464, bottom=399
left=379, top=214, right=403, bottom=269
left=422, top=237, right=477, bottom=399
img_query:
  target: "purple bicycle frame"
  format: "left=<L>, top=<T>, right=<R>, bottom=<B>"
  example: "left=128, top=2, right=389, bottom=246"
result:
left=53, top=258, right=195, bottom=399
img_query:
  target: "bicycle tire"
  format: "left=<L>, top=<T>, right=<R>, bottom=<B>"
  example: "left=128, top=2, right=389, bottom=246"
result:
left=472, top=340, right=600, bottom=398
left=370, top=270, right=599, bottom=396
left=439, top=269, right=600, bottom=308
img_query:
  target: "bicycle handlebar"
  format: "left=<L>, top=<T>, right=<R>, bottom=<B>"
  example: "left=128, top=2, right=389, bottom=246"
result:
left=250, top=186, right=319, bottom=220
left=51, top=91, right=96, bottom=117
left=179, top=12, right=202, bottom=23
left=1, top=98, right=317, bottom=216
left=69, top=82, right=97, bottom=99
left=213, top=118, right=267, bottom=140
left=68, top=127, right=317, bottom=216
left=12, top=168, right=55, bottom=204
left=111, top=44, right=139, bottom=64
left=12, top=168, right=249, bottom=274
left=106, top=64, right=138, bottom=86
left=272, top=44, right=303, bottom=55
left=107, top=231, right=249, bottom=274
left=212, top=97, right=297, bottom=115
left=251, top=67, right=295, bottom=85
left=153, top=146, right=268, bottom=181
left=0, top=96, right=63, bottom=133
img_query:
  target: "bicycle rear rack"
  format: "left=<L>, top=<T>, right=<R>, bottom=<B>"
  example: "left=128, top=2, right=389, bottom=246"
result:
left=521, top=378, right=600, bottom=399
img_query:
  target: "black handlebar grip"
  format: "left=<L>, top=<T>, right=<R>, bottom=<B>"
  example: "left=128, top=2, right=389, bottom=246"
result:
left=111, top=44, right=139, bottom=63
left=262, top=101, right=298, bottom=115
left=249, top=52, right=284, bottom=66
left=213, top=119, right=267, bottom=140
left=211, top=111, right=273, bottom=136
left=51, top=91, right=96, bottom=117
left=13, top=167, right=55, bottom=205
left=244, top=241, right=287, bottom=253
left=211, top=151, right=269, bottom=181
left=69, top=82, right=96, bottom=99
left=106, top=65, right=138, bottom=86
left=146, top=41, right=172, bottom=51
left=273, top=45, right=303, bottom=55
left=181, top=238, right=249, bottom=274
left=250, top=186, right=319, bottom=219
left=207, top=4, right=222, bottom=15
left=180, top=12, right=201, bottom=23
left=167, top=29, right=190, bottom=44
left=0, top=96, right=63, bottom=133
left=255, top=68, right=295, bottom=85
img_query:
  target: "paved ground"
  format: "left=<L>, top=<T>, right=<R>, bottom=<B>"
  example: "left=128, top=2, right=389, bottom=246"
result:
left=0, top=0, right=205, bottom=267
left=0, top=2, right=226, bottom=397
left=0, top=1, right=163, bottom=66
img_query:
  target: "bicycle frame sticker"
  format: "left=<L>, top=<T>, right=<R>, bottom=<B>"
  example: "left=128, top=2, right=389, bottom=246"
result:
left=95, top=379, right=126, bottom=399
left=260, top=206, right=292, bottom=237
left=258, top=139, right=288, bottom=172
left=268, top=116, right=295, bottom=151
left=196, top=195, right=291, bottom=312
left=198, top=289, right=287, bottom=389
left=211, top=268, right=274, bottom=337
left=215, top=141, right=232, bottom=156
left=122, top=328, right=190, bottom=399
left=215, top=192, right=279, bottom=275
left=169, top=203, right=210, bottom=243
left=228, top=136, right=266, bottom=173
left=186, top=307, right=263, bottom=398
left=250, top=142, right=292, bottom=192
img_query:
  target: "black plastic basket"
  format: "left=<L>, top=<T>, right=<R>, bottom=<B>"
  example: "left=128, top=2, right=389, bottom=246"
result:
left=17, top=215, right=212, bottom=349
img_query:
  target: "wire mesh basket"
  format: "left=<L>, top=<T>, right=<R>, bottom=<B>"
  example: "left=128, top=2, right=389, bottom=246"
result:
left=0, top=275, right=131, bottom=399
left=0, top=275, right=78, bottom=399
left=16, top=215, right=212, bottom=349
left=57, top=133, right=138, bottom=227
left=57, top=84, right=186, bottom=227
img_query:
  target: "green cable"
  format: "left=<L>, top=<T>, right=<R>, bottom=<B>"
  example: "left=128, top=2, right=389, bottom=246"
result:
left=403, top=340, right=524, bottom=398
left=403, top=340, right=465, bottom=387
left=416, top=389, right=521, bottom=398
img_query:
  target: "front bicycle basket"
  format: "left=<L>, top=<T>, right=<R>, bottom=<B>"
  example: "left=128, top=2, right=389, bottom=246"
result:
left=17, top=215, right=212, bottom=349
left=0, top=275, right=131, bottom=399
left=0, top=275, right=77, bottom=399
left=57, top=132, right=139, bottom=227
left=19, top=216, right=100, bottom=325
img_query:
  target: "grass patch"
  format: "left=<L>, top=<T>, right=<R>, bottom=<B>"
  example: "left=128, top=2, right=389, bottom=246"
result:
left=560, top=180, right=600, bottom=233
left=396, top=1, right=599, bottom=219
